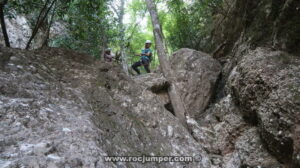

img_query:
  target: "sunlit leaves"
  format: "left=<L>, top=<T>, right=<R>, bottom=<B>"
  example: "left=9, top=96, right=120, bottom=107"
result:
left=164, top=0, right=223, bottom=51
left=51, top=0, right=117, bottom=58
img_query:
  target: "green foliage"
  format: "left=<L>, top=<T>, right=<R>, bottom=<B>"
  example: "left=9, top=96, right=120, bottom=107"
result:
left=124, top=0, right=159, bottom=70
left=6, top=0, right=70, bottom=21
left=3, top=0, right=223, bottom=67
left=51, top=0, right=116, bottom=58
left=125, top=0, right=223, bottom=71
left=165, top=0, right=223, bottom=52
left=5, top=0, right=116, bottom=58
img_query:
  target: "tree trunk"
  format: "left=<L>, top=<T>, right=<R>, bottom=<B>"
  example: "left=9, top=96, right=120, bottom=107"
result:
left=42, top=2, right=57, bottom=48
left=119, top=0, right=128, bottom=74
left=100, top=34, right=107, bottom=60
left=0, top=0, right=10, bottom=47
left=26, top=0, right=56, bottom=50
left=145, top=0, right=188, bottom=128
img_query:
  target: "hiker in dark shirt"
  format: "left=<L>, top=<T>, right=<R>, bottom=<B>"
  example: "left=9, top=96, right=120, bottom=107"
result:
left=131, top=40, right=152, bottom=75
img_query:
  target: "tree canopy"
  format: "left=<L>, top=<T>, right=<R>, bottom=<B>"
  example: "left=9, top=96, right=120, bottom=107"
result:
left=1, top=0, right=223, bottom=71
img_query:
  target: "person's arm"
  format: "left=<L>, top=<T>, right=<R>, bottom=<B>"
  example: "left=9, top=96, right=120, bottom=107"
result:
left=145, top=52, right=152, bottom=56
left=144, top=49, right=152, bottom=56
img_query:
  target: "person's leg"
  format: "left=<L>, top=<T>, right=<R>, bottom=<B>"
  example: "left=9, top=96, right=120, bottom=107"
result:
left=144, top=64, right=150, bottom=73
left=142, top=59, right=151, bottom=73
left=131, top=61, right=142, bottom=75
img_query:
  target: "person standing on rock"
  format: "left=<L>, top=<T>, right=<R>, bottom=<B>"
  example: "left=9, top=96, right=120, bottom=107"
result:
left=104, top=48, right=114, bottom=62
left=131, top=40, right=152, bottom=75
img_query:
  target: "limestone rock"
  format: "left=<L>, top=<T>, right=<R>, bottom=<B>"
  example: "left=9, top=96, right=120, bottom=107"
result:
left=196, top=94, right=282, bottom=167
left=0, top=14, right=66, bottom=49
left=0, top=47, right=211, bottom=168
left=170, top=48, right=222, bottom=118
left=229, top=47, right=300, bottom=165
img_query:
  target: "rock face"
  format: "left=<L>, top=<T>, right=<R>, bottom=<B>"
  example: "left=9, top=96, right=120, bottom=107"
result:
left=0, top=14, right=66, bottom=49
left=0, top=47, right=212, bottom=168
left=88, top=64, right=212, bottom=168
left=129, top=47, right=299, bottom=168
left=207, top=0, right=300, bottom=166
left=193, top=94, right=283, bottom=168
left=229, top=47, right=300, bottom=165
left=0, top=48, right=114, bottom=168
left=1, top=44, right=299, bottom=168
left=0, top=15, right=31, bottom=49
left=210, top=0, right=300, bottom=56
left=192, top=47, right=299, bottom=167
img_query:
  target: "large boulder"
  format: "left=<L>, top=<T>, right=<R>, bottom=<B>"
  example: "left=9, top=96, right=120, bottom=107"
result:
left=229, top=47, right=300, bottom=166
left=170, top=48, right=222, bottom=118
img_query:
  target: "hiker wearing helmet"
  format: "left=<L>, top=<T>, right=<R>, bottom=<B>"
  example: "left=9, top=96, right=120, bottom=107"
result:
left=131, top=40, right=152, bottom=75
left=104, top=48, right=114, bottom=62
